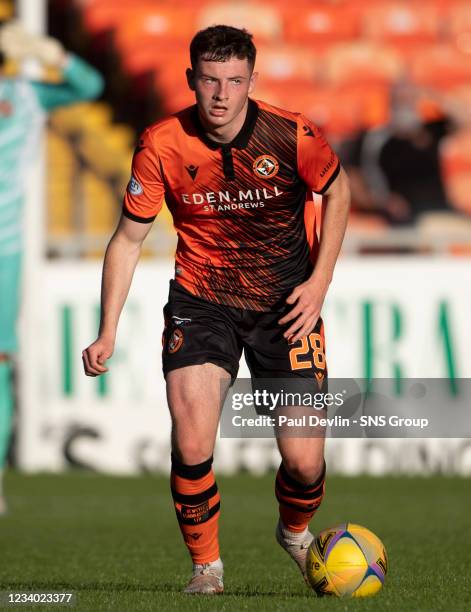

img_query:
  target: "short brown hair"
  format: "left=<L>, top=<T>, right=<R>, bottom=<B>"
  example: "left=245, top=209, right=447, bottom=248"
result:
left=190, top=25, right=256, bottom=72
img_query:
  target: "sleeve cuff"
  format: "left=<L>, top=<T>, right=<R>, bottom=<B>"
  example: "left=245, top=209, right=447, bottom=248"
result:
left=122, top=205, right=156, bottom=224
left=315, top=161, right=341, bottom=195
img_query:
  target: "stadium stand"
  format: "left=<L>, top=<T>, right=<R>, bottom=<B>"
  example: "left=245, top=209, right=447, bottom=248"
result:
left=44, top=0, right=471, bottom=256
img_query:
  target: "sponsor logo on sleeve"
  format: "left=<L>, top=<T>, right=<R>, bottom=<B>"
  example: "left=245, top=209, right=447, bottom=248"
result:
left=128, top=175, right=144, bottom=196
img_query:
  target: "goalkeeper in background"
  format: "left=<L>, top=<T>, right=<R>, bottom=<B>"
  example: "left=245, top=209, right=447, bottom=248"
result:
left=0, top=21, right=104, bottom=514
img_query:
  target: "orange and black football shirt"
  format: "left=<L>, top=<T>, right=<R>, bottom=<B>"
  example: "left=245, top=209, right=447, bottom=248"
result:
left=123, top=98, right=340, bottom=311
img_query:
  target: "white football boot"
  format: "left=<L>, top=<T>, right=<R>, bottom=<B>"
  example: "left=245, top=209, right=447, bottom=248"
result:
left=276, top=520, right=314, bottom=583
left=184, top=561, right=224, bottom=594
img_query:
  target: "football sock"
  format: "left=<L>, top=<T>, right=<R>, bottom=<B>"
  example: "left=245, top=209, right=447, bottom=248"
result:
left=170, top=453, right=221, bottom=564
left=280, top=523, right=308, bottom=543
left=275, top=460, right=326, bottom=533
left=192, top=557, right=223, bottom=575
left=0, top=361, right=13, bottom=469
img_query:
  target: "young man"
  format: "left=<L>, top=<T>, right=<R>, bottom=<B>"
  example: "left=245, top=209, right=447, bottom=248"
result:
left=0, top=20, right=104, bottom=515
left=83, top=26, right=350, bottom=594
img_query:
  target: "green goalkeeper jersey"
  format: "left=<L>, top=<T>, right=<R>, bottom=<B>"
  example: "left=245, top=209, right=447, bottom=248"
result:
left=0, top=54, right=103, bottom=256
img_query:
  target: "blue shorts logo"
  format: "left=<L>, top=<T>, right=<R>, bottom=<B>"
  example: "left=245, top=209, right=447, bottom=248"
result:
left=128, top=175, right=143, bottom=195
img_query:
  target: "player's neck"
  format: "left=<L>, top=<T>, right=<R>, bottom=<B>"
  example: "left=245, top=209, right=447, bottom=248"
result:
left=200, top=99, right=249, bottom=145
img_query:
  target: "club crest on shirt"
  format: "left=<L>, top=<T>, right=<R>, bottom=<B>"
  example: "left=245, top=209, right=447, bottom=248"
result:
left=253, top=155, right=279, bottom=179
left=168, top=328, right=184, bottom=353
left=127, top=175, right=143, bottom=195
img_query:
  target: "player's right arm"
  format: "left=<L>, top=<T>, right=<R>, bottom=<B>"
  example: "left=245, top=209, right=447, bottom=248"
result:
left=82, top=216, right=153, bottom=376
left=82, top=127, right=165, bottom=376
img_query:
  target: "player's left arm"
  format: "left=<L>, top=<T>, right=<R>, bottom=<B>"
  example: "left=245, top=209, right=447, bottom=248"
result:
left=279, top=117, right=351, bottom=342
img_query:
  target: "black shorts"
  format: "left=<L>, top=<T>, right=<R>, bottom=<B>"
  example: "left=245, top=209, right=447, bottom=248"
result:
left=162, top=280, right=327, bottom=388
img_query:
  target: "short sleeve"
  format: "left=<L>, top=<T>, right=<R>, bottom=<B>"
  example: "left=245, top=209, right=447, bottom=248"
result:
left=297, top=115, right=340, bottom=194
left=123, top=128, right=165, bottom=223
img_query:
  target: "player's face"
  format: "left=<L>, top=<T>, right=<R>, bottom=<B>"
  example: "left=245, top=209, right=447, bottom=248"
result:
left=187, top=56, right=257, bottom=132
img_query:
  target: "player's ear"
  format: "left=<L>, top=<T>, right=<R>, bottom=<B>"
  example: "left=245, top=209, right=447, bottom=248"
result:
left=186, top=68, right=195, bottom=91
left=248, top=71, right=258, bottom=94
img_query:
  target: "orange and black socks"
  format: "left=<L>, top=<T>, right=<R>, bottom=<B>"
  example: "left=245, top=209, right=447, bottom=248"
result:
left=170, top=454, right=221, bottom=564
left=275, top=461, right=326, bottom=533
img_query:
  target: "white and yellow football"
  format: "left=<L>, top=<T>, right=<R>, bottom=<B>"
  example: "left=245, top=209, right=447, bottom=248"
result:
left=306, top=523, right=388, bottom=598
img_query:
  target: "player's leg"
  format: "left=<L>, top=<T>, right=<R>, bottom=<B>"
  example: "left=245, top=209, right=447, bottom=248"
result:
left=244, top=313, right=327, bottom=582
left=0, top=252, right=21, bottom=516
left=274, top=433, right=326, bottom=580
left=162, top=280, right=242, bottom=594
left=166, top=364, right=230, bottom=594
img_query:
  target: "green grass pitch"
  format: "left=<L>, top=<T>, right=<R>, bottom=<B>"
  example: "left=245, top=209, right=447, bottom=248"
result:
left=0, top=472, right=469, bottom=611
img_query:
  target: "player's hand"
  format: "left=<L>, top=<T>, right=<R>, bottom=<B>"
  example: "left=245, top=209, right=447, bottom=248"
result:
left=82, top=337, right=114, bottom=377
left=278, top=278, right=329, bottom=343
left=0, top=20, right=65, bottom=66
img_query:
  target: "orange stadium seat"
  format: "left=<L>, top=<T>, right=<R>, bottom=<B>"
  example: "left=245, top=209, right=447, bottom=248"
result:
left=324, top=42, right=404, bottom=85
left=362, top=1, right=442, bottom=45
left=153, top=52, right=195, bottom=111
left=197, top=2, right=283, bottom=44
left=81, top=0, right=157, bottom=35
left=408, top=44, right=471, bottom=88
left=447, top=1, right=471, bottom=49
left=283, top=4, right=361, bottom=45
left=113, top=6, right=198, bottom=54
left=254, top=82, right=389, bottom=139
left=120, top=41, right=185, bottom=83
left=254, top=45, right=319, bottom=88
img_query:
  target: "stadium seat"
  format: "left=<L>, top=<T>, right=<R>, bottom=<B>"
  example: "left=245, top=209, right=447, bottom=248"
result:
left=0, top=0, right=13, bottom=20
left=408, top=44, right=471, bottom=88
left=82, top=170, right=117, bottom=240
left=51, top=103, right=112, bottom=133
left=197, top=2, right=283, bottom=43
left=47, top=131, right=75, bottom=238
left=285, top=83, right=389, bottom=138
left=47, top=101, right=150, bottom=256
left=283, top=4, right=361, bottom=45
left=81, top=0, right=157, bottom=35
left=113, top=6, right=197, bottom=53
left=362, top=2, right=442, bottom=45
left=117, top=38, right=181, bottom=77
left=447, top=1, right=471, bottom=50
left=254, top=45, right=319, bottom=87
left=153, top=53, right=193, bottom=102
left=324, top=42, right=403, bottom=85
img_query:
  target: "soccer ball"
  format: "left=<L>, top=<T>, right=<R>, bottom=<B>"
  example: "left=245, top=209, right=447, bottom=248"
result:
left=306, top=523, right=388, bottom=598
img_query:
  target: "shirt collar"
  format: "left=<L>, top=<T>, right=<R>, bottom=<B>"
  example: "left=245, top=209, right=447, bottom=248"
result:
left=191, top=98, right=258, bottom=150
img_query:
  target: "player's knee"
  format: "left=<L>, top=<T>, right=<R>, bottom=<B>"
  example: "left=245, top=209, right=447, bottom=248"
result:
left=283, top=456, right=324, bottom=485
left=172, top=440, right=214, bottom=466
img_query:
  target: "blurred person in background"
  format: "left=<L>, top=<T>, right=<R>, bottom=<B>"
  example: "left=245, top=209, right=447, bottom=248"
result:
left=343, top=80, right=456, bottom=226
left=0, top=20, right=103, bottom=515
